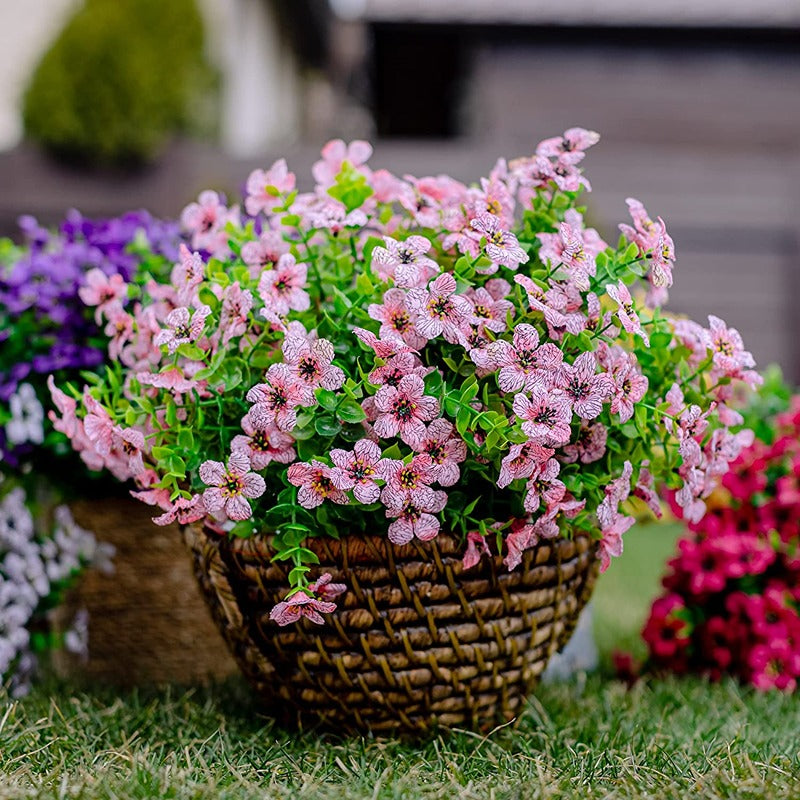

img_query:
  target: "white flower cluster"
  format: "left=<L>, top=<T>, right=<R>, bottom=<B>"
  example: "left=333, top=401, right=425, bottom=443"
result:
left=0, top=488, right=113, bottom=695
left=5, top=384, right=44, bottom=446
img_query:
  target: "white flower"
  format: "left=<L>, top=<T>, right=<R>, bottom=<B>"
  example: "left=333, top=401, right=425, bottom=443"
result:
left=64, top=609, right=90, bottom=659
left=6, top=384, right=44, bottom=446
left=0, top=488, right=35, bottom=552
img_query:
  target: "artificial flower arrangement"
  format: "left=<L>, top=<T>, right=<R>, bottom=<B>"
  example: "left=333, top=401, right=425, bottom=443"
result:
left=50, top=130, right=759, bottom=630
left=0, top=210, right=179, bottom=691
left=643, top=370, right=800, bottom=691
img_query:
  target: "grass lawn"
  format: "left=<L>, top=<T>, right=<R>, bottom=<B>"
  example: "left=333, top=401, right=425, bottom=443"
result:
left=2, top=523, right=798, bottom=799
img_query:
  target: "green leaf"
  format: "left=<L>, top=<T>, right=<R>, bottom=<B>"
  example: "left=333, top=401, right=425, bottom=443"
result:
left=288, top=566, right=311, bottom=585
left=314, top=415, right=342, bottom=437
left=178, top=344, right=207, bottom=362
left=338, top=399, right=366, bottom=424
left=166, top=455, right=186, bottom=478
left=177, top=429, right=195, bottom=450
left=623, top=241, right=640, bottom=263
left=294, top=547, right=321, bottom=565
left=355, top=273, right=374, bottom=295
left=634, top=404, right=648, bottom=435
left=315, top=388, right=339, bottom=412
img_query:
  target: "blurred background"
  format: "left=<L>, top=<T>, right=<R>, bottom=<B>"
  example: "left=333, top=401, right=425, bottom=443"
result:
left=1, top=0, right=798, bottom=378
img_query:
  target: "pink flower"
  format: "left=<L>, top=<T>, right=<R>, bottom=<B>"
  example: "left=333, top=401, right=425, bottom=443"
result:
left=330, top=439, right=389, bottom=503
left=523, top=457, right=566, bottom=514
left=618, top=198, right=659, bottom=251
left=219, top=282, right=253, bottom=345
left=372, top=235, right=440, bottom=288
left=353, top=327, right=417, bottom=359
left=556, top=352, right=613, bottom=420
left=749, top=642, right=800, bottom=692
left=154, top=305, right=210, bottom=354
left=199, top=451, right=266, bottom=522
left=504, top=522, right=537, bottom=571
left=305, top=198, right=367, bottom=235
left=384, top=490, right=447, bottom=545
left=136, top=368, right=198, bottom=396
left=651, top=218, right=676, bottom=289
left=130, top=469, right=171, bottom=510
left=112, top=426, right=146, bottom=477
left=180, top=191, right=238, bottom=255
left=489, top=323, right=563, bottom=392
left=270, top=592, right=337, bottom=626
left=469, top=173, right=515, bottom=229
left=704, top=315, right=754, bottom=373
left=282, top=335, right=345, bottom=400
left=456, top=325, right=494, bottom=371
left=609, top=362, right=649, bottom=423
left=82, top=392, right=114, bottom=457
left=47, top=375, right=78, bottom=438
left=373, top=374, right=439, bottom=446
left=597, top=512, right=635, bottom=573
left=246, top=363, right=310, bottom=431
left=463, top=280, right=514, bottom=333
left=231, top=413, right=295, bottom=470
left=368, top=352, right=429, bottom=388
left=561, top=421, right=607, bottom=464
left=606, top=281, right=649, bottom=346
left=380, top=454, right=438, bottom=507
left=412, top=419, right=467, bottom=487
left=538, top=223, right=596, bottom=290
left=514, top=275, right=586, bottom=338
left=78, top=268, right=126, bottom=323
left=104, top=306, right=135, bottom=361
left=312, top=139, right=372, bottom=187
left=307, top=573, right=347, bottom=601
left=241, top=230, right=290, bottom=273
left=470, top=213, right=529, bottom=271
left=463, top=531, right=491, bottom=570
left=512, top=386, right=573, bottom=445
left=633, top=461, right=662, bottom=517
left=536, top=127, right=600, bottom=157
left=368, top=288, right=427, bottom=349
left=288, top=460, right=349, bottom=508
left=257, top=254, right=310, bottom=316
left=497, top=441, right=554, bottom=489
left=406, top=273, right=472, bottom=343
left=152, top=494, right=206, bottom=526
left=245, top=158, right=296, bottom=217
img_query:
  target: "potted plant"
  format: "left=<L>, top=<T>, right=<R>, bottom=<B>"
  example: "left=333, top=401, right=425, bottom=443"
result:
left=1, top=209, right=232, bottom=689
left=51, top=130, right=759, bottom=732
left=643, top=369, right=799, bottom=690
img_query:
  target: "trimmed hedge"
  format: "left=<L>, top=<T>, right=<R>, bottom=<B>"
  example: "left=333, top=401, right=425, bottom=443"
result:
left=23, top=0, right=213, bottom=166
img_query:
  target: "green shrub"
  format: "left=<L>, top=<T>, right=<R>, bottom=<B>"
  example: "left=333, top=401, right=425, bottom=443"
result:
left=23, top=0, right=213, bottom=166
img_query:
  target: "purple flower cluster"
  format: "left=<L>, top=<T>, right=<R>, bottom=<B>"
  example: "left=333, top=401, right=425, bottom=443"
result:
left=0, top=210, right=180, bottom=464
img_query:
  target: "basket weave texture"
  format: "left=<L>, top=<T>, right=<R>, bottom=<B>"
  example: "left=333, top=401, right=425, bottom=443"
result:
left=52, top=498, right=236, bottom=685
left=185, top=525, right=599, bottom=735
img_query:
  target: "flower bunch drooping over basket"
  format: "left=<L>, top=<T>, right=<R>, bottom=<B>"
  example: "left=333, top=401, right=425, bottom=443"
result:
left=52, top=130, right=760, bottom=626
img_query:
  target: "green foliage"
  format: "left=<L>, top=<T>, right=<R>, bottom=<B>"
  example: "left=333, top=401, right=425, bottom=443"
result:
left=23, top=0, right=214, bottom=166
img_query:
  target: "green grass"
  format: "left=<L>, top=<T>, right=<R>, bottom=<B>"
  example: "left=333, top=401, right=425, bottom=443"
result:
left=2, top=523, right=798, bottom=799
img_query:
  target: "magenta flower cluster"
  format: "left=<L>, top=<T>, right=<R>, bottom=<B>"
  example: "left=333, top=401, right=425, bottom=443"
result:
left=51, top=130, right=758, bottom=627
left=644, top=398, right=800, bottom=691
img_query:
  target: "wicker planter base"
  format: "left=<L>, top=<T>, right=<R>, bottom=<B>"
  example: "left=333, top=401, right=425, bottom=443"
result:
left=51, top=498, right=236, bottom=686
left=185, top=526, right=598, bottom=735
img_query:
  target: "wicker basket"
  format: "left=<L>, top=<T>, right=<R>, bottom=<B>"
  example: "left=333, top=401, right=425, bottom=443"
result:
left=51, top=498, right=237, bottom=686
left=185, top=525, right=599, bottom=735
